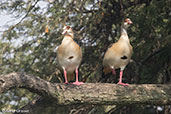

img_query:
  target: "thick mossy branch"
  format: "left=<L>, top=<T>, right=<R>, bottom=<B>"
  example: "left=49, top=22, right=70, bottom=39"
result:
left=0, top=72, right=171, bottom=105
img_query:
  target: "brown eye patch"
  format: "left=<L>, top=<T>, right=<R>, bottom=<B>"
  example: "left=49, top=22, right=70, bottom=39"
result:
left=66, top=26, right=70, bottom=30
left=124, top=18, right=129, bottom=22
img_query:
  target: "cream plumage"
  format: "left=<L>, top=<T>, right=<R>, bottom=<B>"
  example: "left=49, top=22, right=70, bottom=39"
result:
left=57, top=26, right=83, bottom=85
left=103, top=18, right=133, bottom=85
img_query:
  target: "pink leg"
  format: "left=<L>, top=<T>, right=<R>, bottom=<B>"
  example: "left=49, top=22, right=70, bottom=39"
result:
left=72, top=67, right=84, bottom=85
left=63, top=68, right=68, bottom=84
left=117, top=70, right=129, bottom=86
left=112, top=69, right=116, bottom=75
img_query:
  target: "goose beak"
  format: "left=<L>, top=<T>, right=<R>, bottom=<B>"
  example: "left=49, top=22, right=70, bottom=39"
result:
left=128, top=20, right=133, bottom=24
left=62, top=30, right=67, bottom=34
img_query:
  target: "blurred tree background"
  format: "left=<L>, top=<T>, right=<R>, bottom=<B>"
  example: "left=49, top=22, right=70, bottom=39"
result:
left=0, top=0, right=170, bottom=113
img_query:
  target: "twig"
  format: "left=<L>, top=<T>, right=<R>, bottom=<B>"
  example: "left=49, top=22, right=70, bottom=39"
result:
left=10, top=0, right=40, bottom=29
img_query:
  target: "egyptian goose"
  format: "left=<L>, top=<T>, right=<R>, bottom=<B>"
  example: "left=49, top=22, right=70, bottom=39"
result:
left=57, top=26, right=83, bottom=85
left=103, top=18, right=133, bottom=85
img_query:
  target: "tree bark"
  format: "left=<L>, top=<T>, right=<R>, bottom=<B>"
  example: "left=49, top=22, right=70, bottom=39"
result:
left=0, top=72, right=171, bottom=106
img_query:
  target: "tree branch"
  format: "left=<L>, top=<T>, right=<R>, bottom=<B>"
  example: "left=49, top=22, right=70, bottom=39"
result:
left=9, top=0, right=39, bottom=30
left=0, top=72, right=171, bottom=105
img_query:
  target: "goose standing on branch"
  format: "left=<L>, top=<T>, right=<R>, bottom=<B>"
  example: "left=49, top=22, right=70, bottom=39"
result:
left=103, top=18, right=133, bottom=86
left=57, top=26, right=83, bottom=85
